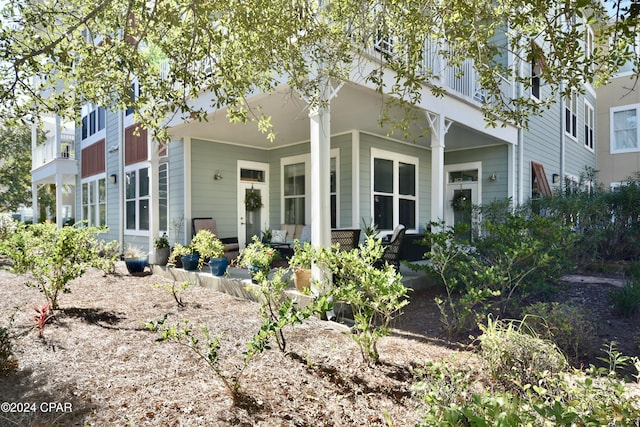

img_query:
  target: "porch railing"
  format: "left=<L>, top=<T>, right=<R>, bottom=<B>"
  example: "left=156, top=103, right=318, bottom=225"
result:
left=32, top=135, right=76, bottom=168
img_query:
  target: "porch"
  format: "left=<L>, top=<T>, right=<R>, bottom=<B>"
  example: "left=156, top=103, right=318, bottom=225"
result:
left=151, top=260, right=433, bottom=307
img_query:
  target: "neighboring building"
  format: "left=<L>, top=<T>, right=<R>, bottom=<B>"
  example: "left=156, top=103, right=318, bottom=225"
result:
left=33, top=21, right=596, bottom=262
left=596, top=38, right=640, bottom=189
left=31, top=112, right=76, bottom=226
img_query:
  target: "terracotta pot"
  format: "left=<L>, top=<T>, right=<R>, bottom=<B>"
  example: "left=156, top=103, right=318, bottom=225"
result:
left=293, top=268, right=312, bottom=292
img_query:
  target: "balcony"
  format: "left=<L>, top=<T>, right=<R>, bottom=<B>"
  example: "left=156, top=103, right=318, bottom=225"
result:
left=32, top=134, right=76, bottom=168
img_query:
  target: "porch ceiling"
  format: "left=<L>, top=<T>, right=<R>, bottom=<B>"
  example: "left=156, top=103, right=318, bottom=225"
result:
left=167, top=82, right=510, bottom=151
left=168, top=82, right=432, bottom=149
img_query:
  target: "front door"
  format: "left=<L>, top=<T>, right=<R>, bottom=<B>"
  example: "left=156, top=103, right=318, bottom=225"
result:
left=444, top=164, right=481, bottom=239
left=238, top=161, right=269, bottom=249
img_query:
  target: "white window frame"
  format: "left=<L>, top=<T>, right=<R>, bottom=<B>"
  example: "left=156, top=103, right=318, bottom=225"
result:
left=280, top=149, right=340, bottom=226
left=158, top=162, right=168, bottom=233
left=81, top=176, right=106, bottom=227
left=565, top=91, right=578, bottom=140
left=584, top=100, right=595, bottom=151
left=80, top=103, right=106, bottom=147
left=610, top=104, right=640, bottom=154
left=371, top=148, right=418, bottom=234
left=125, top=163, right=150, bottom=235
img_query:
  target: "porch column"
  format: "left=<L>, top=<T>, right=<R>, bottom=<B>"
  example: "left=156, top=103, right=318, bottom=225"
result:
left=427, top=112, right=451, bottom=224
left=31, top=122, right=38, bottom=223
left=148, top=135, right=159, bottom=261
left=55, top=174, right=63, bottom=228
left=309, top=93, right=331, bottom=250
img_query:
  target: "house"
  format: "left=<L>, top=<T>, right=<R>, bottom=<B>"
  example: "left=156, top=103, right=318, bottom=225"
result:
left=596, top=37, right=640, bottom=189
left=32, top=24, right=596, bottom=262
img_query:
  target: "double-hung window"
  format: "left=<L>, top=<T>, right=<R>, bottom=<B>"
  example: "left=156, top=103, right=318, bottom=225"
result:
left=584, top=101, right=595, bottom=151
left=125, top=166, right=150, bottom=231
left=611, top=104, right=640, bottom=153
left=565, top=91, right=578, bottom=139
left=281, top=150, right=339, bottom=227
left=372, top=148, right=417, bottom=232
left=82, top=178, right=106, bottom=227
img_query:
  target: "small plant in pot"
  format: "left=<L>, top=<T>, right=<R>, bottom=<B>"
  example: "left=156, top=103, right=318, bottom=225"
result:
left=289, top=241, right=317, bottom=292
left=238, top=236, right=280, bottom=283
left=123, top=244, right=149, bottom=275
left=154, top=233, right=170, bottom=266
left=190, top=230, right=225, bottom=271
left=168, top=243, right=198, bottom=271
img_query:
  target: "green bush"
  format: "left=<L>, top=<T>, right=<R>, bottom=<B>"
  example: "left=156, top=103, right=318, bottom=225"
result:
left=478, top=317, right=569, bottom=389
left=609, top=279, right=640, bottom=318
left=522, top=302, right=597, bottom=363
left=1, top=223, right=108, bottom=309
left=414, top=319, right=640, bottom=426
left=324, top=236, right=410, bottom=364
left=0, top=326, right=17, bottom=375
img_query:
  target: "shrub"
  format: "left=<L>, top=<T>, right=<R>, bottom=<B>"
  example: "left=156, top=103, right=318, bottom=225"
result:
left=609, top=279, right=640, bottom=317
left=478, top=317, right=569, bottom=389
left=0, top=326, right=17, bottom=375
left=414, top=319, right=640, bottom=426
left=522, top=302, right=597, bottom=363
left=326, top=236, right=410, bottom=364
left=1, top=223, right=107, bottom=309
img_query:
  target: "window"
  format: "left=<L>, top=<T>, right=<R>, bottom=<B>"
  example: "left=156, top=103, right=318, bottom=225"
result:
left=125, top=166, right=150, bottom=231
left=585, top=26, right=594, bottom=70
left=82, top=178, right=106, bottom=227
left=281, top=151, right=339, bottom=226
left=565, top=91, right=578, bottom=139
left=611, top=104, right=640, bottom=153
left=283, top=162, right=305, bottom=225
left=126, top=82, right=142, bottom=116
left=531, top=42, right=543, bottom=100
left=584, top=101, right=594, bottom=151
left=372, top=149, right=417, bottom=231
left=81, top=105, right=105, bottom=141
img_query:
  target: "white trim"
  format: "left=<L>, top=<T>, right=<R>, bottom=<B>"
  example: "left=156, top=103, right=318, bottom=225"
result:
left=279, top=149, right=340, bottom=226
left=351, top=131, right=360, bottom=228
left=444, top=161, right=483, bottom=227
left=583, top=100, right=595, bottom=152
left=370, top=147, right=419, bottom=234
left=237, top=160, right=270, bottom=248
left=610, top=103, right=640, bottom=154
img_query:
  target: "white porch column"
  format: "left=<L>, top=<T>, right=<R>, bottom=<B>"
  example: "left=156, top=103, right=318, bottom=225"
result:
left=309, top=92, right=332, bottom=250
left=427, top=112, right=450, bottom=224
left=55, top=174, right=63, bottom=228
left=148, top=135, right=160, bottom=261
left=31, top=121, right=38, bottom=223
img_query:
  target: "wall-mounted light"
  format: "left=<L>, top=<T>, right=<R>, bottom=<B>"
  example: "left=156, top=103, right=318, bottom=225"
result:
left=213, top=170, right=223, bottom=180
left=552, top=173, right=560, bottom=184
left=109, top=174, right=117, bottom=184
left=489, top=172, right=498, bottom=182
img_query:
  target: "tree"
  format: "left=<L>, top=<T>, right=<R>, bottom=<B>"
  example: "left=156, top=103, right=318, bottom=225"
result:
left=0, top=0, right=638, bottom=141
left=0, top=125, right=33, bottom=212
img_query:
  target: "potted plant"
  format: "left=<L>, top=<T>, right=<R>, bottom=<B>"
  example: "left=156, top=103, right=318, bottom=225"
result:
left=123, top=244, right=149, bottom=275
left=288, top=241, right=317, bottom=292
left=154, top=233, right=170, bottom=266
left=238, top=236, right=280, bottom=283
left=169, top=243, right=199, bottom=271
left=190, top=229, right=226, bottom=275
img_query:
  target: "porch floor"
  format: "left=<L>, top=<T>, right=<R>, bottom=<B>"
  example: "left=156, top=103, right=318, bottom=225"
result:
left=151, top=261, right=434, bottom=306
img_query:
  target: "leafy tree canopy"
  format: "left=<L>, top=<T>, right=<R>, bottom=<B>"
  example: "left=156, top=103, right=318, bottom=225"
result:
left=0, top=0, right=638, bottom=141
left=0, top=125, right=34, bottom=211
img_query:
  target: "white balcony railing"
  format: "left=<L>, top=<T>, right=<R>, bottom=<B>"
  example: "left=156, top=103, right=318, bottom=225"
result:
left=32, top=134, right=75, bottom=169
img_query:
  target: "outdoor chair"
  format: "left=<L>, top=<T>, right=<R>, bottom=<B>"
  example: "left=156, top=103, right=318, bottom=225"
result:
left=331, top=229, right=361, bottom=251
left=378, top=224, right=406, bottom=270
left=192, top=217, right=240, bottom=261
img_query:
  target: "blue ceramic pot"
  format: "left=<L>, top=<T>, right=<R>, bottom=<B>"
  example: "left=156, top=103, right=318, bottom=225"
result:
left=209, top=257, right=228, bottom=276
left=124, top=256, right=148, bottom=274
left=181, top=253, right=200, bottom=271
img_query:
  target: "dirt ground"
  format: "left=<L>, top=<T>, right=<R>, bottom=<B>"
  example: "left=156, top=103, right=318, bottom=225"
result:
left=0, top=262, right=637, bottom=426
